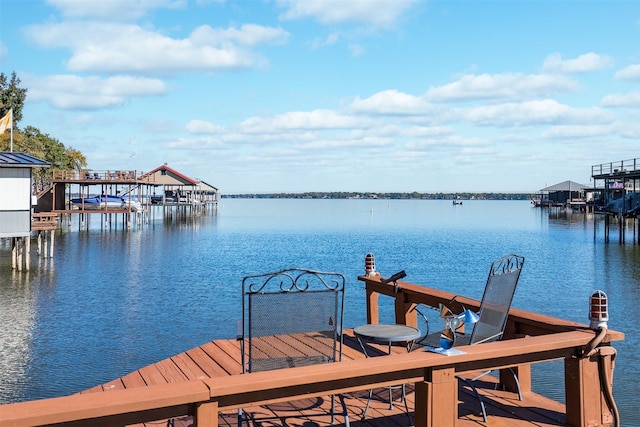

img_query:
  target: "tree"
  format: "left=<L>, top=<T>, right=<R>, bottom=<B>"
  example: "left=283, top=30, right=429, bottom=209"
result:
left=0, top=71, right=87, bottom=180
left=0, top=71, right=27, bottom=124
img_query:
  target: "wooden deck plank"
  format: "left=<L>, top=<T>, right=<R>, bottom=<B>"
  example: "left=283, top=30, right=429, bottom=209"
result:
left=121, top=370, right=148, bottom=388
left=171, top=352, right=211, bottom=381
left=101, top=378, right=126, bottom=392
left=138, top=364, right=171, bottom=386
left=210, top=338, right=243, bottom=366
left=201, top=341, right=242, bottom=375
left=186, top=346, right=229, bottom=378
left=155, top=358, right=189, bottom=383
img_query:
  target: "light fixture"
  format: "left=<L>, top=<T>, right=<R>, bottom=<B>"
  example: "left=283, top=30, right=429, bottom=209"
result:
left=589, top=290, right=608, bottom=330
left=364, top=253, right=376, bottom=276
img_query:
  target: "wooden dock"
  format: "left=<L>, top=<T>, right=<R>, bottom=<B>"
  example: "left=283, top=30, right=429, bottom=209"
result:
left=80, top=330, right=568, bottom=427
left=0, top=276, right=623, bottom=427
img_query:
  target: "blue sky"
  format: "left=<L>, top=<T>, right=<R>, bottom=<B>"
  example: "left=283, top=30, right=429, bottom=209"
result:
left=1, top=0, right=639, bottom=194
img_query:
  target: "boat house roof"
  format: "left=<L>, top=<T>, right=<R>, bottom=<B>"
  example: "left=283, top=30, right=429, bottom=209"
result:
left=0, top=151, right=50, bottom=168
left=540, top=180, right=589, bottom=192
left=140, top=164, right=199, bottom=186
left=196, top=180, right=218, bottom=193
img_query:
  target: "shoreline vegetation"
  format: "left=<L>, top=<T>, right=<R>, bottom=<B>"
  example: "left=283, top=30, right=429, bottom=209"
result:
left=222, top=192, right=535, bottom=200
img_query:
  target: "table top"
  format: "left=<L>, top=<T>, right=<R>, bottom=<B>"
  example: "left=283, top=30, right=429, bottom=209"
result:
left=353, top=323, right=421, bottom=343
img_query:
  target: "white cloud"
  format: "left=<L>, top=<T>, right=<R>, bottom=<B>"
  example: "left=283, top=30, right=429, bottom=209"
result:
left=277, top=0, right=418, bottom=28
left=310, top=32, right=340, bottom=49
left=541, top=52, right=613, bottom=74
left=425, top=73, right=577, bottom=102
left=349, top=89, right=432, bottom=115
left=46, top=0, right=185, bottom=20
left=238, top=109, right=370, bottom=133
left=25, top=74, right=166, bottom=110
left=542, top=124, right=617, bottom=139
left=602, top=91, right=640, bottom=107
left=25, top=22, right=289, bottom=74
left=166, top=136, right=224, bottom=149
left=614, top=64, right=640, bottom=82
left=461, top=100, right=612, bottom=127
left=186, top=120, right=224, bottom=134
left=190, top=24, right=289, bottom=47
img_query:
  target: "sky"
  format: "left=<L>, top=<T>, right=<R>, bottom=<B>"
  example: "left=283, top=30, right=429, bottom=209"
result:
left=1, top=0, right=639, bottom=194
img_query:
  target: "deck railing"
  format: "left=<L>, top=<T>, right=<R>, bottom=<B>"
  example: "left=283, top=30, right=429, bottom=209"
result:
left=50, top=170, right=156, bottom=183
left=592, top=157, right=640, bottom=177
left=1, top=276, right=623, bottom=427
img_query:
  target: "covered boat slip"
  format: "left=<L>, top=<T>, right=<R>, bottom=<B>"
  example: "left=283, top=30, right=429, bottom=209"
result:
left=1, top=277, right=623, bottom=427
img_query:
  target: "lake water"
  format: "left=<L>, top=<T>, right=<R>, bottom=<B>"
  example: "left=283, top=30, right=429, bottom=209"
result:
left=0, top=199, right=638, bottom=425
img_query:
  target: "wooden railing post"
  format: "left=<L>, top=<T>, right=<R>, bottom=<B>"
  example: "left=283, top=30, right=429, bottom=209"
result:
left=565, top=352, right=614, bottom=427
left=394, top=288, right=418, bottom=328
left=414, top=367, right=457, bottom=427
left=194, top=401, right=218, bottom=427
left=366, top=286, right=379, bottom=324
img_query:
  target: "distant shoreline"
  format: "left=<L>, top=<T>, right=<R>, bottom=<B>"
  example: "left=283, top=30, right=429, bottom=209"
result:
left=221, top=192, right=535, bottom=200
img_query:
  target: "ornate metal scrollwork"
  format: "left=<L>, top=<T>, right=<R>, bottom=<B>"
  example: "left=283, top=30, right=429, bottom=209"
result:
left=244, top=268, right=345, bottom=294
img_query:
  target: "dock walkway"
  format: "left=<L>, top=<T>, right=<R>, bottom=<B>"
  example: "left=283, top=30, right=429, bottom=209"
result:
left=82, top=330, right=566, bottom=427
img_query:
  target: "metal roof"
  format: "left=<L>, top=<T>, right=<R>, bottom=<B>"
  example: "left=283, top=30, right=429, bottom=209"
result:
left=539, top=180, right=589, bottom=192
left=140, top=164, right=199, bottom=186
left=0, top=151, right=50, bottom=168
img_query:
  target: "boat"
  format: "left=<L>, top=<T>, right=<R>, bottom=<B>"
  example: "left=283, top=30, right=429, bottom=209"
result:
left=453, top=200, right=463, bottom=205
left=71, top=195, right=125, bottom=210
left=122, top=197, right=144, bottom=212
left=603, top=192, right=640, bottom=216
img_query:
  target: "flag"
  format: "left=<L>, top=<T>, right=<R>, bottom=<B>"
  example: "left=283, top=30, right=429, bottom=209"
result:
left=0, top=110, right=11, bottom=134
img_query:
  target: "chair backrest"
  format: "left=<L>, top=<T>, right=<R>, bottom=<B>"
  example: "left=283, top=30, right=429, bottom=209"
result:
left=240, top=268, right=345, bottom=373
left=469, top=254, right=524, bottom=345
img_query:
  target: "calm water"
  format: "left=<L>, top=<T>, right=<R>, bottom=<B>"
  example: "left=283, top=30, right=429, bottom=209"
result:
left=0, top=199, right=638, bottom=425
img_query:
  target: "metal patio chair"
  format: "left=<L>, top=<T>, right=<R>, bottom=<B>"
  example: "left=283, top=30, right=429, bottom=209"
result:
left=237, top=268, right=350, bottom=427
left=415, top=253, right=525, bottom=422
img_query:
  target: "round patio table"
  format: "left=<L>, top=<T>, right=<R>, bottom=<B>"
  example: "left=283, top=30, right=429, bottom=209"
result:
left=353, top=323, right=422, bottom=420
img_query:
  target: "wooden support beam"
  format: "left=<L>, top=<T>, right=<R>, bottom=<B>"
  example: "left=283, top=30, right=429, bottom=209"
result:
left=415, top=367, right=457, bottom=427
left=565, top=351, right=614, bottom=427
left=366, top=287, right=379, bottom=324
left=194, top=401, right=218, bottom=427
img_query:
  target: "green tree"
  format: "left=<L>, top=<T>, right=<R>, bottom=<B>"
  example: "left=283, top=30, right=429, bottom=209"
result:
left=0, top=72, right=88, bottom=179
left=19, top=126, right=87, bottom=184
left=0, top=71, right=27, bottom=124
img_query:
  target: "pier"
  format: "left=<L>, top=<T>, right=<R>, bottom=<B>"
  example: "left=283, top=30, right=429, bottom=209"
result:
left=0, top=274, right=623, bottom=427
left=591, top=158, right=640, bottom=243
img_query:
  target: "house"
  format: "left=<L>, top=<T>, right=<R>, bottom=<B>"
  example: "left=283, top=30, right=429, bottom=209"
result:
left=0, top=152, right=50, bottom=238
left=0, top=152, right=51, bottom=270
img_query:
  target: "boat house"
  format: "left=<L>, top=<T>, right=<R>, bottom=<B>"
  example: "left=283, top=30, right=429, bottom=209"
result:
left=141, top=164, right=219, bottom=209
left=538, top=180, right=590, bottom=210
left=0, top=151, right=50, bottom=269
left=592, top=158, right=640, bottom=216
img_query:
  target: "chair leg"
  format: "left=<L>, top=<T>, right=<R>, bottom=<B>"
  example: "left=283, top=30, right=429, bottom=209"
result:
left=401, top=384, right=412, bottom=423
left=457, top=376, right=488, bottom=423
left=338, top=394, right=350, bottom=427
left=507, top=368, right=523, bottom=401
left=361, top=389, right=374, bottom=420
left=237, top=408, right=244, bottom=427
